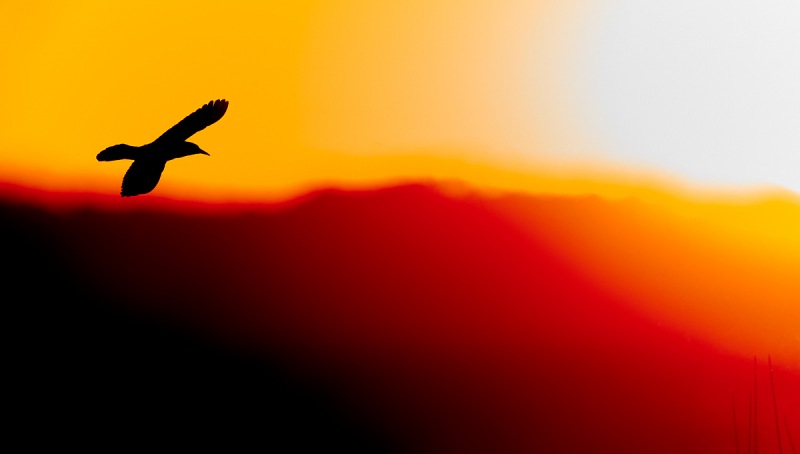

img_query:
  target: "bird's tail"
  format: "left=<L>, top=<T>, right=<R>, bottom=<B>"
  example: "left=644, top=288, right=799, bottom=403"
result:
left=96, top=144, right=138, bottom=161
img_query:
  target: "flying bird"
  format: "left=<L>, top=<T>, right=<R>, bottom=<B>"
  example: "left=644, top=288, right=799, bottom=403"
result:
left=97, top=99, right=229, bottom=197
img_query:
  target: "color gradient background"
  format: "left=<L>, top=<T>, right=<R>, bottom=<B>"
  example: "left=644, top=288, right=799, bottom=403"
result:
left=3, top=1, right=799, bottom=452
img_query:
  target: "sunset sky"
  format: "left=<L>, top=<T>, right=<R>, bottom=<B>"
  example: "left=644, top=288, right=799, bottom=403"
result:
left=8, top=0, right=800, bottom=201
left=5, top=2, right=800, bottom=450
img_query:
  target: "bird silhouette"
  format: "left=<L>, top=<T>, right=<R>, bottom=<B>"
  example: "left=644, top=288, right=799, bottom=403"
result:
left=97, top=99, right=229, bottom=197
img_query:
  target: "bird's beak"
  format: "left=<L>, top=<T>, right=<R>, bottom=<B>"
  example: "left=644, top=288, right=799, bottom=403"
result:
left=200, top=150, right=210, bottom=156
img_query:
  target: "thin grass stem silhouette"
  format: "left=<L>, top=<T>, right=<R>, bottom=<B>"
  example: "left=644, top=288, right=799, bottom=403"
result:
left=754, top=356, right=759, bottom=454
left=769, top=356, right=784, bottom=454
left=733, top=394, right=741, bottom=454
left=748, top=389, right=753, bottom=454
left=785, top=414, right=797, bottom=454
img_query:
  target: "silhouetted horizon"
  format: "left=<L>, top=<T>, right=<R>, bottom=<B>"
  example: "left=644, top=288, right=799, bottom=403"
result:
left=4, top=182, right=798, bottom=453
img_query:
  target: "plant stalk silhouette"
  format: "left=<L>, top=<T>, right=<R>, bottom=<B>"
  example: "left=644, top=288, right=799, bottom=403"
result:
left=97, top=99, right=228, bottom=196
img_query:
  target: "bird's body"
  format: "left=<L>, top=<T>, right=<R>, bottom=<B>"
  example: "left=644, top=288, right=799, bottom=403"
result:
left=97, top=99, right=228, bottom=197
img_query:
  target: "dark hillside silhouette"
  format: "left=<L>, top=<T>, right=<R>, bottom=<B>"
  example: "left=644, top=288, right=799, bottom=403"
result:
left=3, top=183, right=798, bottom=453
left=96, top=99, right=228, bottom=196
left=2, top=195, right=394, bottom=452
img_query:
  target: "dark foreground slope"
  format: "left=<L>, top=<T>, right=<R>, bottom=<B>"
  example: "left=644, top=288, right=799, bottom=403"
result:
left=3, top=183, right=797, bottom=453
left=3, top=198, right=393, bottom=452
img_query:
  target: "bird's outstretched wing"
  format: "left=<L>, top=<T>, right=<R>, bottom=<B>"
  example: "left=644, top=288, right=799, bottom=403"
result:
left=96, top=144, right=138, bottom=162
left=121, top=159, right=167, bottom=197
left=153, top=99, right=229, bottom=145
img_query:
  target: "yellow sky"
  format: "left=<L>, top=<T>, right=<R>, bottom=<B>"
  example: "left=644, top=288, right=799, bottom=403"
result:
left=0, top=0, right=632, bottom=201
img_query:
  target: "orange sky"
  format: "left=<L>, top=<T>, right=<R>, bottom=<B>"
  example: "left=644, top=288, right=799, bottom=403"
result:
left=1, top=0, right=641, bottom=201
left=493, top=192, right=800, bottom=366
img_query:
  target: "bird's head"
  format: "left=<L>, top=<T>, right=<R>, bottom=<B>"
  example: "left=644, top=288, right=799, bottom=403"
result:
left=168, top=142, right=210, bottom=160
